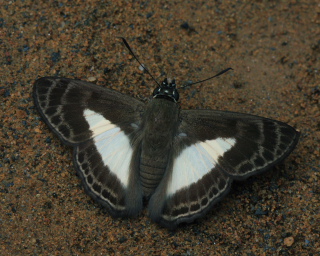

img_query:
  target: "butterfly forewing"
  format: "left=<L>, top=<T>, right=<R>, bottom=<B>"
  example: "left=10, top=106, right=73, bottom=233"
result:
left=177, top=110, right=300, bottom=178
left=33, top=77, right=144, bottom=144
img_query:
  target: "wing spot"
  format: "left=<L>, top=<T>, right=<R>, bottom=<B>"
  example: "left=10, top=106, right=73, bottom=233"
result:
left=58, top=124, right=71, bottom=138
left=102, top=189, right=118, bottom=206
left=45, top=107, right=57, bottom=116
left=82, top=163, right=89, bottom=174
left=131, top=123, right=139, bottom=129
left=172, top=206, right=189, bottom=216
left=87, top=174, right=93, bottom=184
left=39, top=95, right=46, bottom=101
left=279, top=143, right=287, bottom=151
left=93, top=183, right=102, bottom=193
left=190, top=203, right=200, bottom=212
left=210, top=187, right=219, bottom=197
left=239, top=162, right=254, bottom=174
left=253, top=156, right=265, bottom=167
left=201, top=197, right=208, bottom=206
left=263, top=150, right=274, bottom=161
left=218, top=179, right=226, bottom=190
left=280, top=126, right=291, bottom=135
left=78, top=152, right=85, bottom=163
left=280, top=135, right=292, bottom=145
left=51, top=115, right=62, bottom=126
left=37, top=85, right=50, bottom=94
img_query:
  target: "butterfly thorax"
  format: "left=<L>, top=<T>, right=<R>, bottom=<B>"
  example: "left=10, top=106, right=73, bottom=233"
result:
left=139, top=98, right=180, bottom=197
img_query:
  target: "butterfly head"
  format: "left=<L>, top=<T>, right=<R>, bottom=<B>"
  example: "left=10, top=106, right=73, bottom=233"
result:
left=153, top=78, right=179, bottom=102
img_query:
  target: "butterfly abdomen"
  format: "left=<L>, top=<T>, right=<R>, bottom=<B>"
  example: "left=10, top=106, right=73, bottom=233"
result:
left=140, top=160, right=168, bottom=197
left=138, top=99, right=180, bottom=197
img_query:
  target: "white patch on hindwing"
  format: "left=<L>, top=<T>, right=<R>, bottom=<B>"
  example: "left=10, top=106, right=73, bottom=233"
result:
left=84, top=109, right=132, bottom=187
left=167, top=137, right=236, bottom=196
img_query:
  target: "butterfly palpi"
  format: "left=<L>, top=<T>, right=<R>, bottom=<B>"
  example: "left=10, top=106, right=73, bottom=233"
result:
left=33, top=39, right=300, bottom=228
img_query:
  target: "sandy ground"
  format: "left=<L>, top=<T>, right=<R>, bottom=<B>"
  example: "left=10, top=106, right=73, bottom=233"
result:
left=1, top=0, right=319, bottom=255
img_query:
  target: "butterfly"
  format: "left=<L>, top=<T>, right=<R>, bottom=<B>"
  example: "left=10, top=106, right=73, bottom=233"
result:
left=33, top=40, right=300, bottom=229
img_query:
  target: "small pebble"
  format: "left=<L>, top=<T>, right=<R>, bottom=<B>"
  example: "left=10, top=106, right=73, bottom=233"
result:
left=284, top=237, right=294, bottom=246
left=88, top=77, right=97, bottom=82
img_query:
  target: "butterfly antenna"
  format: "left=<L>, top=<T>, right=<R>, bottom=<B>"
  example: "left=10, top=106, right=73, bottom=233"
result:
left=119, top=37, right=161, bottom=87
left=181, top=67, right=233, bottom=88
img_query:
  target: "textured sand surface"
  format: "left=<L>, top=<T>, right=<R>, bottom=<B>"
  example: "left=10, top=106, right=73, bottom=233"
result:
left=1, top=1, right=319, bottom=255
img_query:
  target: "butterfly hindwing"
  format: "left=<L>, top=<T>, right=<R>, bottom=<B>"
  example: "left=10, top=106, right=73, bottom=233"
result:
left=149, top=109, right=299, bottom=228
left=33, top=77, right=145, bottom=216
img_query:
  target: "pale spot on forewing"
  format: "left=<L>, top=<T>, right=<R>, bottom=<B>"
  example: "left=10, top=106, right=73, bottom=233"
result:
left=84, top=109, right=117, bottom=137
left=167, top=137, right=236, bottom=196
left=131, top=123, right=139, bottom=129
left=84, top=109, right=132, bottom=187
